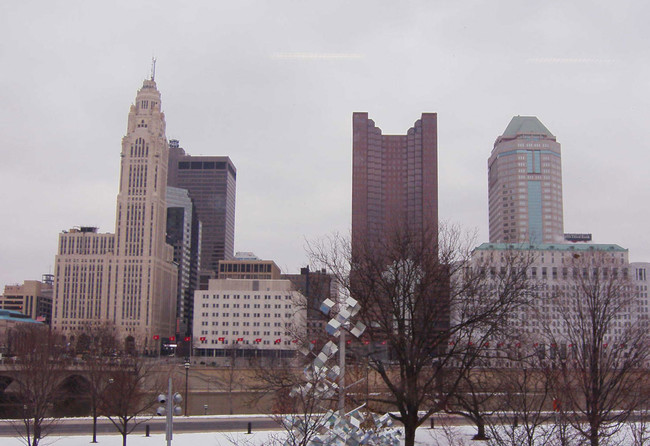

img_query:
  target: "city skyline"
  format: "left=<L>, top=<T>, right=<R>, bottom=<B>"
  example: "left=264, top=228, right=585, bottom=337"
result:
left=2, top=1, right=649, bottom=289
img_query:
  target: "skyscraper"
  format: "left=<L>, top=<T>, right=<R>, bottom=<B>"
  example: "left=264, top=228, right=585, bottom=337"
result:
left=488, top=116, right=564, bottom=244
left=168, top=140, right=236, bottom=289
left=352, top=113, right=438, bottom=249
left=166, top=186, right=201, bottom=337
left=52, top=78, right=177, bottom=350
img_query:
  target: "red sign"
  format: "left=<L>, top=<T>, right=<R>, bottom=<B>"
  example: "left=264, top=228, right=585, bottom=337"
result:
left=237, top=337, right=244, bottom=342
left=199, top=337, right=206, bottom=342
left=184, top=336, right=191, bottom=342
left=169, top=336, right=176, bottom=342
left=255, top=338, right=262, bottom=343
left=153, top=335, right=160, bottom=340
left=218, top=337, right=225, bottom=342
left=274, top=339, right=281, bottom=344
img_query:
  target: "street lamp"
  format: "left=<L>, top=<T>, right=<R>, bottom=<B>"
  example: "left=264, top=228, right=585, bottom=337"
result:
left=184, top=359, right=190, bottom=416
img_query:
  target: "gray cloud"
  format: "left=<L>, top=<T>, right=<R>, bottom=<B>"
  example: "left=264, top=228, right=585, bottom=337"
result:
left=1, top=0, right=649, bottom=288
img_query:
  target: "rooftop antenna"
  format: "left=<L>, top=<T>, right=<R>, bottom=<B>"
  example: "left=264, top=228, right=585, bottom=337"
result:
left=150, top=56, right=157, bottom=81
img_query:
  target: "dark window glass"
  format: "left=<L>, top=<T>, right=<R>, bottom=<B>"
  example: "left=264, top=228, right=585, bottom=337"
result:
left=179, top=162, right=190, bottom=170
left=203, top=162, right=215, bottom=169
left=191, top=162, right=203, bottom=169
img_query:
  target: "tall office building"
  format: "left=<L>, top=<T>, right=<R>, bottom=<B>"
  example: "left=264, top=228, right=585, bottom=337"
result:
left=166, top=186, right=202, bottom=337
left=52, top=78, right=177, bottom=350
left=352, top=113, right=438, bottom=250
left=488, top=116, right=564, bottom=244
left=168, top=140, right=236, bottom=289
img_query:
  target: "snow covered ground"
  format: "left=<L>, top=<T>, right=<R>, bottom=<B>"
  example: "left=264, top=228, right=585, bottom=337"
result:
left=1, top=425, right=480, bottom=446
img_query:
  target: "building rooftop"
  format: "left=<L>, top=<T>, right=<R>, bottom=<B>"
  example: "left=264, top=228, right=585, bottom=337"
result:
left=474, top=242, right=627, bottom=253
left=0, top=309, right=41, bottom=323
left=501, top=116, right=554, bottom=139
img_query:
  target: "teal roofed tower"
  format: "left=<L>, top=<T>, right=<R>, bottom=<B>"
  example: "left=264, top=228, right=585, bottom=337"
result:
left=501, top=116, right=555, bottom=140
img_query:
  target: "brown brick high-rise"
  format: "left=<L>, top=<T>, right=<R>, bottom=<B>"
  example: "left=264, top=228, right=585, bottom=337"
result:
left=352, top=113, right=438, bottom=250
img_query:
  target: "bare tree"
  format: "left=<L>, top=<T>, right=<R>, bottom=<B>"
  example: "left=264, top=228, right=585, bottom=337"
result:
left=485, top=354, right=556, bottom=446
left=6, top=324, right=66, bottom=446
left=249, top=357, right=336, bottom=446
left=628, top=399, right=650, bottom=446
left=307, top=223, right=535, bottom=446
left=541, top=252, right=650, bottom=446
left=445, top=363, right=497, bottom=440
left=73, top=322, right=120, bottom=443
left=98, top=353, right=159, bottom=446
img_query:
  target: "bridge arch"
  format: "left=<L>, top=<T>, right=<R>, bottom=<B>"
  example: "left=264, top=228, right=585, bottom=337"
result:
left=52, top=374, right=92, bottom=417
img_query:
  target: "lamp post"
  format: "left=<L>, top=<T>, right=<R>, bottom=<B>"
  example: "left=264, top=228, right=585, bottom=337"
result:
left=184, top=359, right=190, bottom=416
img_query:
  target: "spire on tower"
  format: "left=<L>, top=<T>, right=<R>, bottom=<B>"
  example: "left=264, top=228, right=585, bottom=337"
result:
left=150, top=57, right=157, bottom=81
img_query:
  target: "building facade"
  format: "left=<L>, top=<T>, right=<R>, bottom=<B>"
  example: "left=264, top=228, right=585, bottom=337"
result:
left=166, top=186, right=202, bottom=337
left=52, top=78, right=178, bottom=350
left=52, top=227, right=115, bottom=330
left=467, top=243, right=645, bottom=367
left=281, top=266, right=335, bottom=339
left=167, top=140, right=237, bottom=289
left=630, top=262, right=650, bottom=332
left=352, top=113, right=438, bottom=250
left=488, top=116, right=564, bottom=244
left=218, top=253, right=282, bottom=280
left=193, top=279, right=306, bottom=360
left=1, top=276, right=53, bottom=323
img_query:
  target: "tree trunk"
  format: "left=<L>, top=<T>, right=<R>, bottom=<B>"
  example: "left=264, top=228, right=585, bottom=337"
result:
left=590, top=424, right=599, bottom=446
left=92, top=406, right=98, bottom=443
left=404, top=423, right=417, bottom=446
left=403, top=412, right=418, bottom=446
left=474, top=420, right=487, bottom=440
left=33, top=417, right=41, bottom=446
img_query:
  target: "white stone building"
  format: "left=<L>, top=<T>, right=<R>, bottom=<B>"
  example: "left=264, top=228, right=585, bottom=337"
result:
left=193, top=278, right=307, bottom=359
left=52, top=77, right=178, bottom=351
left=465, top=242, right=646, bottom=366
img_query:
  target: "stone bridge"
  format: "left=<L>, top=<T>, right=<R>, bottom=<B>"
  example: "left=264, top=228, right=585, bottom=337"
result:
left=0, top=361, right=173, bottom=417
left=0, top=360, right=277, bottom=416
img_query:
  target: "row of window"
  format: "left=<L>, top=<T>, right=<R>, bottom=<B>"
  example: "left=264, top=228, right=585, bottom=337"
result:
left=201, top=293, right=289, bottom=300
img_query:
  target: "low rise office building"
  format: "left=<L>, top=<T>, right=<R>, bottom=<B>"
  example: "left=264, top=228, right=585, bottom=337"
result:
left=193, top=278, right=307, bottom=360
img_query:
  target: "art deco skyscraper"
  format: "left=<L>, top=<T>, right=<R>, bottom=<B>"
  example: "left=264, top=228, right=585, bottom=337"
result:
left=112, top=78, right=177, bottom=341
left=53, top=78, right=177, bottom=349
left=488, top=116, right=564, bottom=244
left=352, top=113, right=438, bottom=249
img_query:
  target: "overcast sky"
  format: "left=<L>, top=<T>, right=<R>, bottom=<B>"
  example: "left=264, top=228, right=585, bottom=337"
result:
left=1, top=0, right=649, bottom=288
